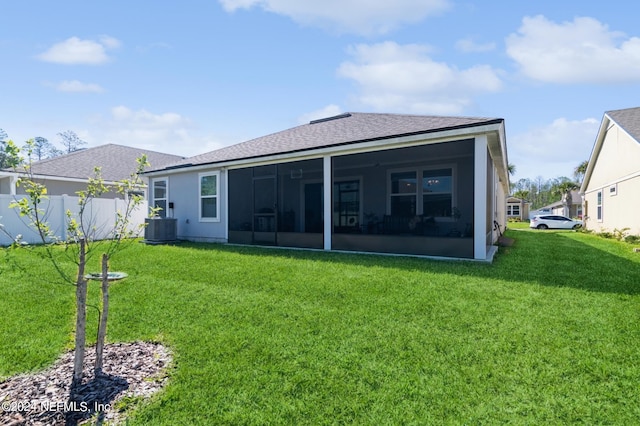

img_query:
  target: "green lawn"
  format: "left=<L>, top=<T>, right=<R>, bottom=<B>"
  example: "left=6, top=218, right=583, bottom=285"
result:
left=1, top=229, right=640, bottom=424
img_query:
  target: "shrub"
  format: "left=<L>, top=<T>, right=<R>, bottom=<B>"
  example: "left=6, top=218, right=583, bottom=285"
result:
left=613, top=228, right=631, bottom=241
left=624, top=234, right=640, bottom=244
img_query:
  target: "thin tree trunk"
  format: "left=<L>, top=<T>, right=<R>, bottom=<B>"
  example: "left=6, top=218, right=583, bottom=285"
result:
left=95, top=254, right=110, bottom=376
left=72, top=238, right=88, bottom=389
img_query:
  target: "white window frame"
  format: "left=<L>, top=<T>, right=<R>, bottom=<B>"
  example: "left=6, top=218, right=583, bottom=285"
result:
left=387, top=164, right=456, bottom=220
left=507, top=203, right=520, bottom=217
left=199, top=171, right=220, bottom=222
left=151, top=178, right=168, bottom=218
left=596, top=190, right=603, bottom=222
left=609, top=183, right=617, bottom=196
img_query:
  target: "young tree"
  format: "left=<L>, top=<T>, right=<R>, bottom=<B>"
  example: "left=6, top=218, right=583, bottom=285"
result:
left=57, top=130, right=87, bottom=153
left=92, top=156, right=150, bottom=376
left=6, top=138, right=151, bottom=392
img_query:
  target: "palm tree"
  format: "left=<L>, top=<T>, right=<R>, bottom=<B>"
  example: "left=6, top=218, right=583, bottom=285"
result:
left=512, top=189, right=530, bottom=201
left=552, top=181, right=579, bottom=217
left=507, top=163, right=517, bottom=193
left=573, top=160, right=588, bottom=183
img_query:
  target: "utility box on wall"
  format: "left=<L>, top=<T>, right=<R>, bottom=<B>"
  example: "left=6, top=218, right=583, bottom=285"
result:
left=144, top=218, right=177, bottom=242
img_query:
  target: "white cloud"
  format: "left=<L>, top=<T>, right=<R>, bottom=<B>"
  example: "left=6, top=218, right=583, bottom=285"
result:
left=110, top=106, right=186, bottom=126
left=297, top=104, right=343, bottom=124
left=455, top=38, right=496, bottom=53
left=218, top=0, right=450, bottom=35
left=99, top=35, right=121, bottom=49
left=37, top=36, right=121, bottom=65
left=84, top=106, right=225, bottom=157
left=337, top=41, right=503, bottom=114
left=136, top=42, right=172, bottom=53
left=52, top=80, right=105, bottom=93
left=506, top=15, right=640, bottom=84
left=509, top=117, right=599, bottom=180
left=96, top=106, right=193, bottom=153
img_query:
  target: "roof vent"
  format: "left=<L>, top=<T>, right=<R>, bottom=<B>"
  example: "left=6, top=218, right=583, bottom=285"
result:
left=310, top=113, right=352, bottom=124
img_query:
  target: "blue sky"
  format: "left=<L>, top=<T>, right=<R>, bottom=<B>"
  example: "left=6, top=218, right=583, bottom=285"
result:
left=2, top=0, right=640, bottom=182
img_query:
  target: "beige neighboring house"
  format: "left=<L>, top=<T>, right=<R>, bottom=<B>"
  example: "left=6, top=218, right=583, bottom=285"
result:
left=0, top=144, right=184, bottom=197
left=581, top=107, right=640, bottom=235
left=506, top=196, right=530, bottom=220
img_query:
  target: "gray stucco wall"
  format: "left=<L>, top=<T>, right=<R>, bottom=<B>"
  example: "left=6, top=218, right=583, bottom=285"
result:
left=0, top=177, right=10, bottom=194
left=161, top=170, right=227, bottom=242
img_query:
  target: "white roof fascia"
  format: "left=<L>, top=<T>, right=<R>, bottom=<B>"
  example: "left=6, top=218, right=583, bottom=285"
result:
left=580, top=113, right=611, bottom=194
left=145, top=122, right=505, bottom=177
left=1, top=170, right=147, bottom=188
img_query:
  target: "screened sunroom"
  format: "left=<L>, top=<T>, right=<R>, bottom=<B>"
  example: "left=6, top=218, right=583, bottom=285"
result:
left=227, top=139, right=477, bottom=258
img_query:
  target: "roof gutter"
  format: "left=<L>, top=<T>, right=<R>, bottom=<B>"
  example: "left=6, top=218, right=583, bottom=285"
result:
left=0, top=170, right=146, bottom=187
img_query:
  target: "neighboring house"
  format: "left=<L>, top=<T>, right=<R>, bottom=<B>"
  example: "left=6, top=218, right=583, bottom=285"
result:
left=532, top=190, right=582, bottom=219
left=0, top=143, right=184, bottom=198
left=581, top=107, right=640, bottom=235
left=145, top=112, right=510, bottom=261
left=0, top=144, right=184, bottom=246
left=506, top=196, right=530, bottom=221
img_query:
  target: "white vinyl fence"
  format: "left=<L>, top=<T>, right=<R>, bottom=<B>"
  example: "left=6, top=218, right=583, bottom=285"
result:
left=0, top=194, right=148, bottom=246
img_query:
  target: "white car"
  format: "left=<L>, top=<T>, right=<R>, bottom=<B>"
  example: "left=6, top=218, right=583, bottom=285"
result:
left=530, top=215, right=582, bottom=230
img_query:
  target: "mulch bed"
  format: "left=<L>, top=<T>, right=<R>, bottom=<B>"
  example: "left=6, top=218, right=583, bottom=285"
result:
left=0, top=341, right=172, bottom=425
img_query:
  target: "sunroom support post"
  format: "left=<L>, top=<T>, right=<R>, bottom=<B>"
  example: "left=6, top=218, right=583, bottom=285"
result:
left=474, top=135, right=488, bottom=260
left=323, top=155, right=332, bottom=251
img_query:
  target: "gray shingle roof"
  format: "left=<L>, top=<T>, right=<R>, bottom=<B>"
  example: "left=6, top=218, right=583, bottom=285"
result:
left=152, top=112, right=502, bottom=172
left=606, top=107, right=640, bottom=142
left=24, top=144, right=184, bottom=181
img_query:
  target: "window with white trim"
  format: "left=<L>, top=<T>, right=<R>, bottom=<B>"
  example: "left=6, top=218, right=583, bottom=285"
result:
left=596, top=190, right=603, bottom=221
left=199, top=172, right=220, bottom=221
left=152, top=179, right=168, bottom=218
left=507, top=204, right=520, bottom=216
left=389, top=167, right=454, bottom=218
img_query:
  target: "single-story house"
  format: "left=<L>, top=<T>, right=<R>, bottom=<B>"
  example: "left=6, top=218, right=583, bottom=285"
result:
left=0, top=143, right=184, bottom=198
left=506, top=196, right=530, bottom=221
left=145, top=112, right=509, bottom=261
left=532, top=190, right=582, bottom=219
left=581, top=107, right=640, bottom=235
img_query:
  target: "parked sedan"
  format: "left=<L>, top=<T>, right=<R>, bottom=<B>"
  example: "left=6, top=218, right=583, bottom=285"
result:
left=530, top=215, right=582, bottom=230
